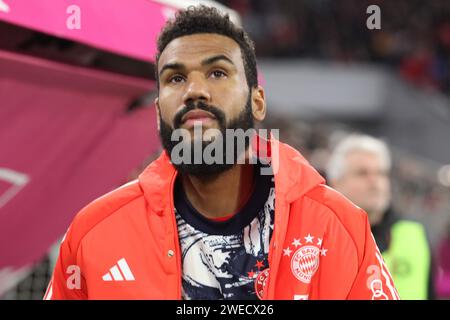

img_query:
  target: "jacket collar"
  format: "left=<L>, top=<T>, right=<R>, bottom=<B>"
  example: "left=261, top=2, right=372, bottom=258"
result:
left=270, top=138, right=325, bottom=203
left=138, top=135, right=325, bottom=215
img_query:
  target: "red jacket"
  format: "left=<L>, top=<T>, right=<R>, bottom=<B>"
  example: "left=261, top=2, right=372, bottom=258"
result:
left=44, top=138, right=399, bottom=300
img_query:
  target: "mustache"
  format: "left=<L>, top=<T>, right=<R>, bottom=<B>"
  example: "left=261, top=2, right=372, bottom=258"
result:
left=173, top=100, right=226, bottom=129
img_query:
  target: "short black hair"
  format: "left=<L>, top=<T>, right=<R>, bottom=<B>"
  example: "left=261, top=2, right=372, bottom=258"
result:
left=155, top=5, right=257, bottom=90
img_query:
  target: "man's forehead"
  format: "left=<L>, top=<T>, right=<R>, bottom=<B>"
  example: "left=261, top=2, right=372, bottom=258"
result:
left=347, top=150, right=380, bottom=161
left=346, top=151, right=387, bottom=169
left=158, top=33, right=242, bottom=68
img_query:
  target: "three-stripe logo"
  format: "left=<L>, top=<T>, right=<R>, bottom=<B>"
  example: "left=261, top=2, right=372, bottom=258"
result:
left=102, top=258, right=135, bottom=281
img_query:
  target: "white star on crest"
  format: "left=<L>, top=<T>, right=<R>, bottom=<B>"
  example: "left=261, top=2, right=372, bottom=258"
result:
left=320, top=248, right=328, bottom=256
left=304, top=234, right=314, bottom=243
left=283, top=247, right=293, bottom=257
left=292, top=238, right=301, bottom=247
left=317, top=238, right=323, bottom=246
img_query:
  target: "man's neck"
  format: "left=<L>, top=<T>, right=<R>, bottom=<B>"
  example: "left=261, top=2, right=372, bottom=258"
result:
left=181, top=164, right=255, bottom=219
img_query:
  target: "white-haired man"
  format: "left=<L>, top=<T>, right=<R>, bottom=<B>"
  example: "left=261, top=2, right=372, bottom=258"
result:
left=327, top=134, right=435, bottom=300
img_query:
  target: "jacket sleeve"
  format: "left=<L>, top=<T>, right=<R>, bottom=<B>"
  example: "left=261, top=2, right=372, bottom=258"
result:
left=347, top=213, right=400, bottom=300
left=43, top=225, right=87, bottom=300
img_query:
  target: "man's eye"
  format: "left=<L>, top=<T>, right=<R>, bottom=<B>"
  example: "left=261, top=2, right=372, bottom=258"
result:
left=169, top=75, right=185, bottom=83
left=210, top=70, right=227, bottom=79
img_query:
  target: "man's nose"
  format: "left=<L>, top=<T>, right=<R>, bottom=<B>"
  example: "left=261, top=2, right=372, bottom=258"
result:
left=182, top=73, right=211, bottom=104
left=367, top=172, right=385, bottom=188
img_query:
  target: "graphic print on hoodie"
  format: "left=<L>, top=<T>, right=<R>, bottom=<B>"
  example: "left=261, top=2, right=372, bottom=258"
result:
left=174, top=165, right=275, bottom=300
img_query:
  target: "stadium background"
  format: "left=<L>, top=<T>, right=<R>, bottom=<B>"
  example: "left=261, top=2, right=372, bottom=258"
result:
left=0, top=0, right=449, bottom=299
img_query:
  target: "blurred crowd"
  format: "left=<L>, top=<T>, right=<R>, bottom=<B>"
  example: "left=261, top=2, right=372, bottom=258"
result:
left=219, top=0, right=450, bottom=94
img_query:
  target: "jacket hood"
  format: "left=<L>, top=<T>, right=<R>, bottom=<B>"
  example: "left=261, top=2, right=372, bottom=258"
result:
left=138, top=135, right=325, bottom=215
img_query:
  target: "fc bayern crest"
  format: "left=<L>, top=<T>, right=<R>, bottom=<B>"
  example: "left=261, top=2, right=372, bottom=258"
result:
left=254, top=268, right=270, bottom=300
left=291, top=245, right=320, bottom=283
left=283, top=234, right=328, bottom=284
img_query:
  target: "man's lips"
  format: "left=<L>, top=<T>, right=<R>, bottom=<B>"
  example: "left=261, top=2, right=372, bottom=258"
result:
left=181, top=110, right=217, bottom=127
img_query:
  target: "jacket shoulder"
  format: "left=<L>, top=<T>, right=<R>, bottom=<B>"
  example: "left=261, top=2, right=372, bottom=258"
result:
left=64, top=180, right=144, bottom=251
left=304, top=184, right=369, bottom=250
left=305, top=183, right=367, bottom=219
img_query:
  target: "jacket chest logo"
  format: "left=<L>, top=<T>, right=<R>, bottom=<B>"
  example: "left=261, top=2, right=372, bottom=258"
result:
left=283, top=234, right=328, bottom=284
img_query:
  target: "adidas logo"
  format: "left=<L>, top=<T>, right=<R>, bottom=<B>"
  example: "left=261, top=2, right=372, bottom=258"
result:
left=102, top=258, right=135, bottom=281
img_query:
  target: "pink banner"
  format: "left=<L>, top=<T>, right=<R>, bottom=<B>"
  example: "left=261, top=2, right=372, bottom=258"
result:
left=0, top=0, right=176, bottom=62
left=0, top=49, right=161, bottom=269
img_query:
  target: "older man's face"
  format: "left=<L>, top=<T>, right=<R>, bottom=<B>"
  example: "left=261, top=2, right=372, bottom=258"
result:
left=332, top=151, right=391, bottom=225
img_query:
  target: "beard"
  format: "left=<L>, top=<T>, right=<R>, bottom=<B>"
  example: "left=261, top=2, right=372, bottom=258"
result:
left=159, top=94, right=254, bottom=177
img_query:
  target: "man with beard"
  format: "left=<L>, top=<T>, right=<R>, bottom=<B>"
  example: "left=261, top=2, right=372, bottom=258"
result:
left=327, top=134, right=434, bottom=299
left=45, top=6, right=398, bottom=300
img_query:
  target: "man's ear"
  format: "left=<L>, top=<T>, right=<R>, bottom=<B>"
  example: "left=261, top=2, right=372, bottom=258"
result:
left=155, top=97, right=161, bottom=132
left=251, top=85, right=266, bottom=122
